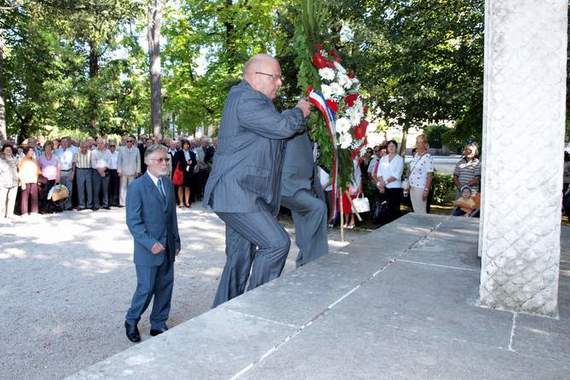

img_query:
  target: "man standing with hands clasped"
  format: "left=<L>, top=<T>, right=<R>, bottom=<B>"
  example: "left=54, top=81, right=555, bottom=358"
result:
left=204, top=53, right=312, bottom=307
left=124, top=144, right=181, bottom=343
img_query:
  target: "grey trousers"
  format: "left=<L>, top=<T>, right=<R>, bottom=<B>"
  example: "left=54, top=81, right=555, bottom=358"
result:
left=125, top=255, right=174, bottom=330
left=60, top=171, right=73, bottom=210
left=93, top=172, right=109, bottom=208
left=212, top=209, right=290, bottom=307
left=0, top=187, right=17, bottom=218
left=281, top=189, right=329, bottom=267
left=76, top=168, right=93, bottom=209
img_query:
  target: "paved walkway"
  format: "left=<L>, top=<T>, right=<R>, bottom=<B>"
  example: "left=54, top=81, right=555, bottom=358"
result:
left=0, top=206, right=354, bottom=379
left=68, top=214, right=570, bottom=380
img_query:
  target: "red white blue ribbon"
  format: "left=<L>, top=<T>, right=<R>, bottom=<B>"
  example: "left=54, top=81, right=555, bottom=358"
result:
left=308, top=87, right=339, bottom=217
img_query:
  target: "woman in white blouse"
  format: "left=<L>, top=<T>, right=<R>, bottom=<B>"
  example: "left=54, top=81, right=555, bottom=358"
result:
left=408, top=134, right=433, bottom=214
left=375, top=140, right=404, bottom=222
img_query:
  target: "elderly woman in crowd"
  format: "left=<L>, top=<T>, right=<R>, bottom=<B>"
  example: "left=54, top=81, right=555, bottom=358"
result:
left=18, top=146, right=41, bottom=216
left=408, top=134, right=434, bottom=214
left=453, top=143, right=481, bottom=195
left=38, top=141, right=61, bottom=213
left=376, top=139, right=404, bottom=222
left=0, top=144, right=19, bottom=221
left=173, top=139, right=197, bottom=208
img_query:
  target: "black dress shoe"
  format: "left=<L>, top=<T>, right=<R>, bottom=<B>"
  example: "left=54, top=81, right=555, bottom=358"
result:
left=150, top=326, right=168, bottom=336
left=125, top=321, right=141, bottom=343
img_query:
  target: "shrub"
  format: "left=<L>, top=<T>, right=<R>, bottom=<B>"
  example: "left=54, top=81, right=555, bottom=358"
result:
left=431, top=173, right=456, bottom=206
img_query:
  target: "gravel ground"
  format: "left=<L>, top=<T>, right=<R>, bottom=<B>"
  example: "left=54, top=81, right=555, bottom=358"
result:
left=0, top=204, right=355, bottom=379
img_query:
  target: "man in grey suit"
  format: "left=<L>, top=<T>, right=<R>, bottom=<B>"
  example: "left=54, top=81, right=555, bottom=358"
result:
left=281, top=132, right=329, bottom=266
left=204, top=54, right=312, bottom=307
left=124, top=144, right=181, bottom=343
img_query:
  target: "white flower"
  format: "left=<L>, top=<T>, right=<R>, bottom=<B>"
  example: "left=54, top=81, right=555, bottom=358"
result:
left=321, top=84, right=333, bottom=100
left=339, top=133, right=352, bottom=149
left=330, top=82, right=345, bottom=98
left=349, top=112, right=362, bottom=127
left=339, top=24, right=355, bottom=43
left=318, top=68, right=336, bottom=82
left=346, top=101, right=364, bottom=126
left=334, top=61, right=347, bottom=74
left=337, top=73, right=353, bottom=89
left=336, top=117, right=352, bottom=134
left=351, top=78, right=361, bottom=91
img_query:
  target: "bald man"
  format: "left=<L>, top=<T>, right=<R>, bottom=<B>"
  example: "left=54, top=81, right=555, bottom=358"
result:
left=204, top=54, right=312, bottom=307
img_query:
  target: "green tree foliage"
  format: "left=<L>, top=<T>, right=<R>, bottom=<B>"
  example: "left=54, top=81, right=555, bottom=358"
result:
left=329, top=0, right=485, bottom=152
left=161, top=0, right=288, bottom=135
left=2, top=0, right=147, bottom=141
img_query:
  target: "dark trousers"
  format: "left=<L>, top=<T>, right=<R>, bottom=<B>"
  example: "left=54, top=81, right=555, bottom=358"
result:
left=21, top=183, right=39, bottom=214
left=126, top=255, right=174, bottom=330
left=108, top=169, right=120, bottom=206
left=281, top=190, right=329, bottom=267
left=213, top=209, right=290, bottom=307
left=76, top=168, right=93, bottom=209
left=60, top=171, right=73, bottom=210
left=40, top=179, right=57, bottom=213
left=92, top=171, right=109, bottom=208
left=384, top=187, right=402, bottom=223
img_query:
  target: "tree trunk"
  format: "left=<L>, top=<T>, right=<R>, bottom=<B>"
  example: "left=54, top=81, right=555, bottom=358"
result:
left=399, top=125, right=409, bottom=156
left=0, top=37, right=6, bottom=141
left=148, top=0, right=162, bottom=140
left=88, top=40, right=99, bottom=132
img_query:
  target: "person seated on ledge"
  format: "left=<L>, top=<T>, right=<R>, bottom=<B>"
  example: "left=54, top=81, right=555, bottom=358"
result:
left=452, top=185, right=480, bottom=218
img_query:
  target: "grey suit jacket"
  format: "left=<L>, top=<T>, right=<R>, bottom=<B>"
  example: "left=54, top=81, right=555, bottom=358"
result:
left=203, top=80, right=306, bottom=214
left=126, top=173, right=181, bottom=266
left=281, top=132, right=324, bottom=199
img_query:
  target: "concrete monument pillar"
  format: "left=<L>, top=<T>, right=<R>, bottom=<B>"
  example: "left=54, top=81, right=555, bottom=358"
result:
left=479, top=0, right=567, bottom=316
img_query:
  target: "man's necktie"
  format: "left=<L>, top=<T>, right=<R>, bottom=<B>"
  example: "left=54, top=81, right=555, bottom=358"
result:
left=157, top=178, right=167, bottom=204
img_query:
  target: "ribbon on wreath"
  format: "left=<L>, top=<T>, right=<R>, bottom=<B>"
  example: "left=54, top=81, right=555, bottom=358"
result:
left=307, top=86, right=339, bottom=216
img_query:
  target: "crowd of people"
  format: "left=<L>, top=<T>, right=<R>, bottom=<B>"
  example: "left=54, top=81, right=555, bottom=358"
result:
left=343, top=137, right=483, bottom=228
left=0, top=135, right=216, bottom=223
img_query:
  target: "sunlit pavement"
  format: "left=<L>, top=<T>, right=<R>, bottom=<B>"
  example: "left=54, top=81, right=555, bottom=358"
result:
left=0, top=204, right=355, bottom=379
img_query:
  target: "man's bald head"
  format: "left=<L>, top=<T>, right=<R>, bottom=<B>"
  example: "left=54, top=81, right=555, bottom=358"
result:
left=243, top=54, right=283, bottom=100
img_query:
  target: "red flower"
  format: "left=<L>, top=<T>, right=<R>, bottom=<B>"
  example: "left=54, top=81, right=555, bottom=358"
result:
left=312, top=52, right=332, bottom=69
left=344, top=93, right=359, bottom=108
left=353, top=120, right=369, bottom=140
left=326, top=99, right=338, bottom=113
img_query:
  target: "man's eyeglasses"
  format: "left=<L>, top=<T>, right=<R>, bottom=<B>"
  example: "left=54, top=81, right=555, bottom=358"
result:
left=150, top=157, right=167, bottom=163
left=255, top=71, right=282, bottom=81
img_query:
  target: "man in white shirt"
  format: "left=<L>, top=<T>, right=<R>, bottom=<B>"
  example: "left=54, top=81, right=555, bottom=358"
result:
left=108, top=141, right=120, bottom=207
left=56, top=137, right=76, bottom=211
left=117, top=136, right=141, bottom=206
left=91, top=138, right=113, bottom=210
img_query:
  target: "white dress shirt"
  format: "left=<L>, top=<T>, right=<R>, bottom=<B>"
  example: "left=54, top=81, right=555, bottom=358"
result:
left=376, top=154, right=404, bottom=188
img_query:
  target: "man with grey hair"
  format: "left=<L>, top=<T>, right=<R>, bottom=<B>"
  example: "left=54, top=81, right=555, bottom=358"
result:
left=56, top=137, right=76, bottom=210
left=91, top=138, right=112, bottom=210
left=124, top=144, right=181, bottom=343
left=117, top=136, right=141, bottom=206
left=204, top=53, right=312, bottom=307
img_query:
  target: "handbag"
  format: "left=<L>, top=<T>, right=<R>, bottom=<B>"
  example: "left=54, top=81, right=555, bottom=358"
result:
left=48, top=184, right=69, bottom=202
left=172, top=165, right=184, bottom=186
left=373, top=200, right=390, bottom=224
left=352, top=194, right=371, bottom=213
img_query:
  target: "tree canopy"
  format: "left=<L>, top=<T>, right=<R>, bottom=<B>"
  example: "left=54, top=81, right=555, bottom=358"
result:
left=1, top=0, right=566, bottom=147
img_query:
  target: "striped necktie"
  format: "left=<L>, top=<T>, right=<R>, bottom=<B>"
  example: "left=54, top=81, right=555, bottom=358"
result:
left=157, top=178, right=166, bottom=201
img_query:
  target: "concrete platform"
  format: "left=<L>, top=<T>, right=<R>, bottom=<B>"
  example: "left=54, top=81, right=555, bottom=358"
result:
left=68, top=214, right=570, bottom=380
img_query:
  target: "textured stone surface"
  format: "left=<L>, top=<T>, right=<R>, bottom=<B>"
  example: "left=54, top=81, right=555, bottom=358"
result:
left=70, top=217, right=570, bottom=380
left=479, top=0, right=567, bottom=315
